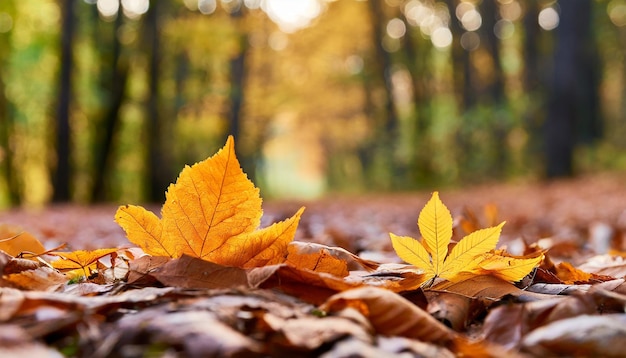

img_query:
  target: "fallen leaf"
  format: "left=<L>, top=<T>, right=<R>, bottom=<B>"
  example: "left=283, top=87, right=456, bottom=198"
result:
left=249, top=264, right=364, bottom=305
left=475, top=249, right=545, bottom=282
left=321, top=286, right=457, bottom=344
left=115, top=136, right=305, bottom=268
left=4, top=267, right=67, bottom=291
left=0, top=250, right=42, bottom=276
left=521, top=314, right=626, bottom=357
left=49, top=248, right=120, bottom=278
left=425, top=291, right=474, bottom=331
left=0, top=225, right=46, bottom=258
left=431, top=274, right=553, bottom=301
left=261, top=313, right=372, bottom=351
left=151, top=254, right=249, bottom=289
left=390, top=192, right=543, bottom=285
left=578, top=254, right=626, bottom=278
left=127, top=255, right=171, bottom=286
left=555, top=261, right=593, bottom=283
left=285, top=241, right=377, bottom=277
left=114, top=309, right=262, bottom=357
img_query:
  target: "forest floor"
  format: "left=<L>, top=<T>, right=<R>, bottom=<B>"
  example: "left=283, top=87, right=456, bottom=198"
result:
left=1, top=172, right=626, bottom=356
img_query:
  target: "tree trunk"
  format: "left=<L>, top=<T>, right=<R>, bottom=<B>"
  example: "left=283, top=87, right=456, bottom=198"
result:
left=144, top=0, right=172, bottom=201
left=400, top=15, right=433, bottom=184
left=0, top=22, right=19, bottom=205
left=365, top=0, right=399, bottom=187
left=91, top=10, right=129, bottom=202
left=479, top=0, right=507, bottom=176
left=227, top=6, right=255, bottom=177
left=52, top=0, right=75, bottom=202
left=545, top=0, right=599, bottom=178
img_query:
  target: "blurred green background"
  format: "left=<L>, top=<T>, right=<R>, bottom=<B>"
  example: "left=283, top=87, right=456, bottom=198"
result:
left=0, top=0, right=624, bottom=207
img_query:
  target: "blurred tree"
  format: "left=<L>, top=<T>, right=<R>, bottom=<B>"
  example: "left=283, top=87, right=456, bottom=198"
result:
left=52, top=0, right=76, bottom=202
left=91, top=6, right=129, bottom=202
left=0, top=1, right=19, bottom=205
left=521, top=0, right=544, bottom=164
left=399, top=9, right=434, bottom=185
left=365, top=0, right=399, bottom=187
left=227, top=4, right=253, bottom=176
left=445, top=0, right=474, bottom=110
left=479, top=0, right=507, bottom=176
left=144, top=0, right=174, bottom=202
left=545, top=0, right=602, bottom=177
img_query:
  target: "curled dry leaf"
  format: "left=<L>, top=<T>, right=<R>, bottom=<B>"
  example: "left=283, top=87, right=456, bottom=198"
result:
left=390, top=192, right=543, bottom=286
left=321, top=286, right=457, bottom=344
left=425, top=291, right=474, bottom=331
left=285, top=241, right=379, bottom=277
left=4, top=267, right=67, bottom=292
left=115, top=136, right=304, bottom=268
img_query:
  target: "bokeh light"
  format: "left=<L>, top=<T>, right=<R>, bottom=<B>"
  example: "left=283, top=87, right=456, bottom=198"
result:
left=121, top=0, right=149, bottom=19
left=97, top=0, right=119, bottom=19
left=494, top=19, right=514, bottom=40
left=608, top=0, right=626, bottom=27
left=387, top=18, right=407, bottom=39
left=431, top=26, right=452, bottom=49
left=264, top=0, right=322, bottom=33
left=460, top=31, right=480, bottom=51
left=538, top=7, right=559, bottom=31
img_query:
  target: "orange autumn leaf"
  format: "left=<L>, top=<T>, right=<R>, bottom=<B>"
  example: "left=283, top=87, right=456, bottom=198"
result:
left=115, top=136, right=304, bottom=269
left=555, top=261, right=593, bottom=284
left=390, top=192, right=543, bottom=286
left=0, top=225, right=46, bottom=258
left=50, top=248, right=120, bottom=278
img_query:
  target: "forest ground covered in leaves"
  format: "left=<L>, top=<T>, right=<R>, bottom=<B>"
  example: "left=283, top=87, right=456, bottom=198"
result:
left=1, top=172, right=626, bottom=357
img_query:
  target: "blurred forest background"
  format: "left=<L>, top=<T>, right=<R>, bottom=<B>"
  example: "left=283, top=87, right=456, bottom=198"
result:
left=0, top=0, right=624, bottom=207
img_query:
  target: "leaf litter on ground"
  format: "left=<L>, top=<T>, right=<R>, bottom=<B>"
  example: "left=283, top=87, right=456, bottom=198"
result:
left=1, top=137, right=626, bottom=356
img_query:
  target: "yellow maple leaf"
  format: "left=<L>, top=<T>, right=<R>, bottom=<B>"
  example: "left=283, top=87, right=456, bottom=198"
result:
left=390, top=192, right=543, bottom=286
left=115, top=136, right=305, bottom=269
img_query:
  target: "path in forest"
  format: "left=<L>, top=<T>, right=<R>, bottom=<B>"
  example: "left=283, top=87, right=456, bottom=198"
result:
left=1, top=172, right=625, bottom=262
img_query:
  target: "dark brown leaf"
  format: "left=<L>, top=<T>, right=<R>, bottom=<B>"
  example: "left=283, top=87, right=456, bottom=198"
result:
left=151, top=254, right=249, bottom=289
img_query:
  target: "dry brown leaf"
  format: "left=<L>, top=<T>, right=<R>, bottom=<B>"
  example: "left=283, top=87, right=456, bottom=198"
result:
left=4, top=267, right=67, bottom=292
left=578, top=254, right=626, bottom=278
left=114, top=308, right=262, bottom=357
left=431, top=275, right=524, bottom=300
left=115, top=136, right=304, bottom=269
left=481, top=295, right=597, bottom=350
left=150, top=254, right=249, bottom=289
left=261, top=313, right=372, bottom=351
left=425, top=291, right=474, bottom=331
left=249, top=264, right=363, bottom=305
left=0, top=250, right=42, bottom=276
left=127, top=255, right=171, bottom=286
left=321, top=286, right=457, bottom=344
left=521, top=314, right=626, bottom=357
